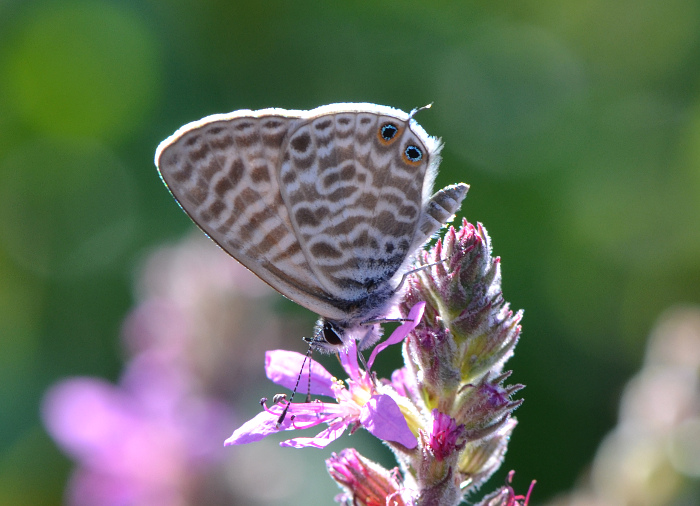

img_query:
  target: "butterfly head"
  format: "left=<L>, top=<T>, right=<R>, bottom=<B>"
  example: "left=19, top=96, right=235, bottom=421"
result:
left=316, top=319, right=345, bottom=349
left=312, top=317, right=384, bottom=353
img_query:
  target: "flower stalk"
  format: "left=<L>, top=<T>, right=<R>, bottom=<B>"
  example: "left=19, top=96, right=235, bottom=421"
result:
left=228, top=220, right=527, bottom=505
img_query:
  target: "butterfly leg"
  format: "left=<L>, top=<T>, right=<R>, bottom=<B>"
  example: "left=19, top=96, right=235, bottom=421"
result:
left=393, top=256, right=452, bottom=294
left=276, top=342, right=315, bottom=427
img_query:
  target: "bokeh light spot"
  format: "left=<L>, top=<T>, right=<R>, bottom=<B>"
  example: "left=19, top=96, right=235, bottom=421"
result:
left=2, top=1, right=161, bottom=140
left=0, top=140, right=137, bottom=278
left=433, top=22, right=587, bottom=176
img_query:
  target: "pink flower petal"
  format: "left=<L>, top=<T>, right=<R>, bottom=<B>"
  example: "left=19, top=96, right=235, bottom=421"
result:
left=367, top=302, right=426, bottom=370
left=42, top=378, right=135, bottom=457
left=338, top=341, right=360, bottom=379
left=225, top=399, right=346, bottom=446
left=224, top=410, right=282, bottom=445
left=265, top=350, right=335, bottom=397
left=280, top=421, right=348, bottom=449
left=390, top=368, right=410, bottom=398
left=360, top=394, right=417, bottom=449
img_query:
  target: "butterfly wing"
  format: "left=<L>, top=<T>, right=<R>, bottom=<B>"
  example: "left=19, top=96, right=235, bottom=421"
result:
left=277, top=104, right=441, bottom=307
left=155, top=110, right=350, bottom=320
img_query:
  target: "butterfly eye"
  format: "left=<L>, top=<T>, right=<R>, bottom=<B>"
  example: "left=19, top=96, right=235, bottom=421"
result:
left=404, top=145, right=423, bottom=163
left=322, top=320, right=344, bottom=346
left=379, top=123, right=399, bottom=143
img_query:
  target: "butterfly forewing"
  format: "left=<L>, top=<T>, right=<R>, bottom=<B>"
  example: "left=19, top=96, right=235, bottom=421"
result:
left=156, top=112, right=348, bottom=320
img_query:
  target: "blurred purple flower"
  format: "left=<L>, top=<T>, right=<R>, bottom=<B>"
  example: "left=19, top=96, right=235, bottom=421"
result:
left=225, top=303, right=426, bottom=450
left=42, top=235, right=294, bottom=505
left=42, top=354, right=229, bottom=506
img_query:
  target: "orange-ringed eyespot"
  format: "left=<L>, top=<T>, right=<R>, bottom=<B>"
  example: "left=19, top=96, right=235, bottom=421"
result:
left=405, top=145, right=422, bottom=162
left=380, top=123, right=398, bottom=142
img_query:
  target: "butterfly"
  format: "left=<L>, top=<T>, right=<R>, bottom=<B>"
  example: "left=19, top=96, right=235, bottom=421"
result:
left=155, top=103, right=468, bottom=352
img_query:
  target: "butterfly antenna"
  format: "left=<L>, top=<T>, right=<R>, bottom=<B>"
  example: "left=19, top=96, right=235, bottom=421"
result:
left=276, top=341, right=314, bottom=427
left=409, top=103, right=433, bottom=119
left=354, top=346, right=379, bottom=389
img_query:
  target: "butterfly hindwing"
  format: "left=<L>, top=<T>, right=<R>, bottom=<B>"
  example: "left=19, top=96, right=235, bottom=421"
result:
left=279, top=110, right=435, bottom=306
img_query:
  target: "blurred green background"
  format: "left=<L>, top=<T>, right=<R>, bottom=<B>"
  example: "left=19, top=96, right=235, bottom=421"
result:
left=1, top=0, right=700, bottom=504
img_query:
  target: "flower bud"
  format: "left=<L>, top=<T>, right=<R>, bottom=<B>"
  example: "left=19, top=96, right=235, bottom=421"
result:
left=326, top=448, right=405, bottom=506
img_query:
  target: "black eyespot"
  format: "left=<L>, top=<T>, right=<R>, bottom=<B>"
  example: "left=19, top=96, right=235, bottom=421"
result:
left=380, top=123, right=398, bottom=141
left=405, top=145, right=422, bottom=162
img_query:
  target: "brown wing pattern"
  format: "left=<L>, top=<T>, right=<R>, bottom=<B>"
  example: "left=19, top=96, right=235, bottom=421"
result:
left=156, top=112, right=348, bottom=320
left=278, top=111, right=432, bottom=303
left=156, top=103, right=468, bottom=325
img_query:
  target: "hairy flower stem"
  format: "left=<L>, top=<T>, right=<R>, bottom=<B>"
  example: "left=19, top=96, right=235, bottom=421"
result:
left=326, top=220, right=526, bottom=506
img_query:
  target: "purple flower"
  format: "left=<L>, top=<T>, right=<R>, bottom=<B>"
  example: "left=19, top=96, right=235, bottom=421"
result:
left=42, top=354, right=229, bottom=506
left=43, top=219, right=529, bottom=505
left=478, top=471, right=536, bottom=506
left=225, top=303, right=426, bottom=450
left=426, top=409, right=465, bottom=461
